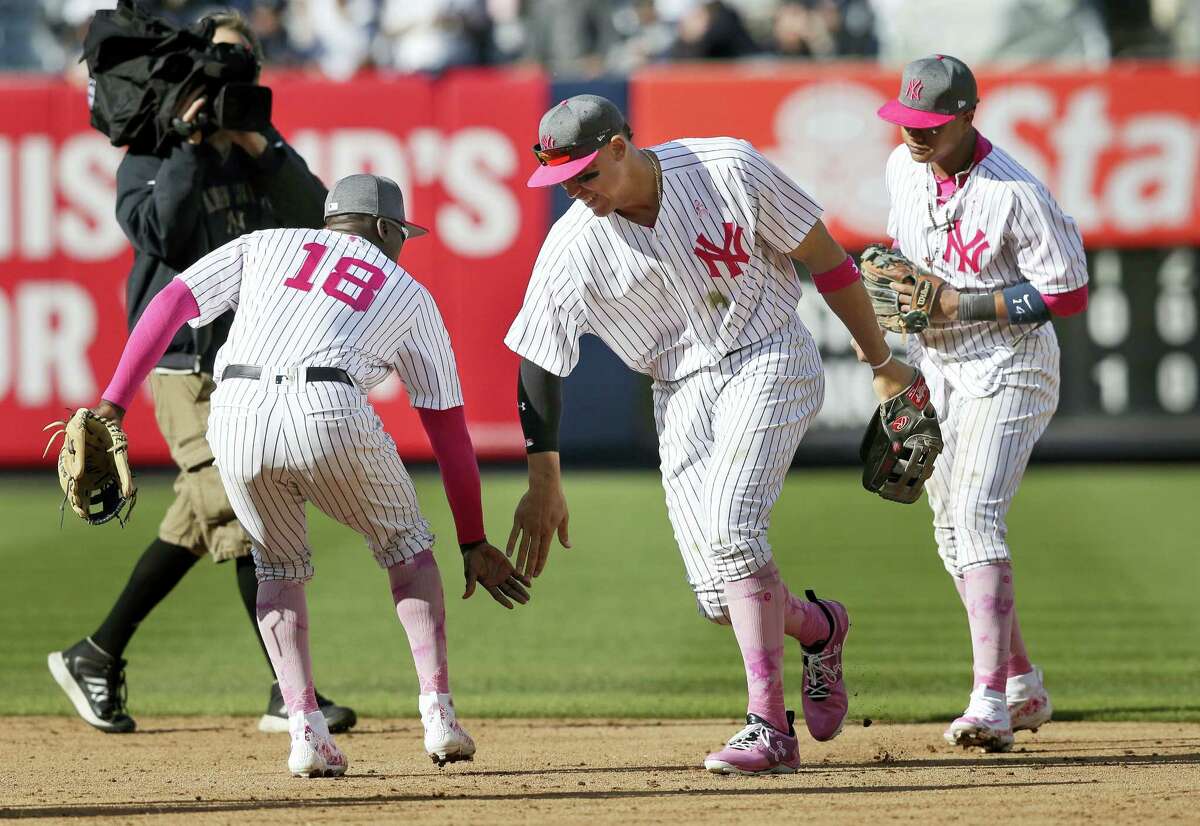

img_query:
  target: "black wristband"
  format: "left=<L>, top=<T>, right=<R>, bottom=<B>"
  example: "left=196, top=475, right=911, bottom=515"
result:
left=459, top=538, right=487, bottom=553
left=957, top=292, right=998, bottom=322
left=517, top=359, right=562, bottom=454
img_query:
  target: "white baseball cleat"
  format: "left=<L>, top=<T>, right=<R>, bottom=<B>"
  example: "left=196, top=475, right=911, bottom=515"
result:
left=1007, top=665, right=1053, bottom=733
left=944, top=685, right=1015, bottom=753
left=420, top=692, right=476, bottom=767
left=288, top=711, right=348, bottom=778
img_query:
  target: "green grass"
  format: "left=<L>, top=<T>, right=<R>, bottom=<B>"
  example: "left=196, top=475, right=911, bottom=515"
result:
left=4, top=466, right=1198, bottom=722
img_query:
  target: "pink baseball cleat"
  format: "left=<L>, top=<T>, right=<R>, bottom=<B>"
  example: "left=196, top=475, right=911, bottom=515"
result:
left=800, top=590, right=850, bottom=741
left=945, top=686, right=1015, bottom=752
left=704, top=712, right=801, bottom=775
left=1007, top=666, right=1053, bottom=733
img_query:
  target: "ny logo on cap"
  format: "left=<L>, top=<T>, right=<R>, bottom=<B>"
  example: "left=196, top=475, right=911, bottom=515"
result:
left=541, top=134, right=557, bottom=149
left=905, top=78, right=924, bottom=101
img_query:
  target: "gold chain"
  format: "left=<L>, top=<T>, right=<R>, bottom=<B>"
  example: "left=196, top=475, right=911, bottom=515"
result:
left=647, top=149, right=662, bottom=206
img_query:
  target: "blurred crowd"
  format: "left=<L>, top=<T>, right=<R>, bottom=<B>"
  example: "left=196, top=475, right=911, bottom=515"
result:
left=9, top=0, right=1200, bottom=79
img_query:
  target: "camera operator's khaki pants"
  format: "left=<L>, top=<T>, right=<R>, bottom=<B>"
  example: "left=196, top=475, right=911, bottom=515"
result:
left=148, top=371, right=252, bottom=562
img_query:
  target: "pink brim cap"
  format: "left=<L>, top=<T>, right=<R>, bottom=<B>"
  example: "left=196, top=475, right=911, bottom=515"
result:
left=877, top=99, right=956, bottom=128
left=526, top=150, right=599, bottom=188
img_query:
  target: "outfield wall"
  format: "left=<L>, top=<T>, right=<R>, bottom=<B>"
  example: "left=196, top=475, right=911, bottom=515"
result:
left=0, top=64, right=1197, bottom=466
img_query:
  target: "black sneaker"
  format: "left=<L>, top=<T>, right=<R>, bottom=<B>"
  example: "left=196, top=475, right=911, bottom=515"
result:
left=47, top=638, right=136, bottom=733
left=257, top=681, right=358, bottom=734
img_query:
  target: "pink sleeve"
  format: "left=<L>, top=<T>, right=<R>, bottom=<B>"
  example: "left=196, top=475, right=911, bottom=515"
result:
left=101, top=278, right=200, bottom=409
left=1043, top=284, right=1088, bottom=318
left=416, top=406, right=485, bottom=546
left=811, top=255, right=861, bottom=294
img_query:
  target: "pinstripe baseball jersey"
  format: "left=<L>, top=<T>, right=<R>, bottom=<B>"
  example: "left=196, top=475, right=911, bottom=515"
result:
left=505, top=137, right=823, bottom=381
left=178, top=227, right=462, bottom=409
left=885, top=140, right=1089, bottom=396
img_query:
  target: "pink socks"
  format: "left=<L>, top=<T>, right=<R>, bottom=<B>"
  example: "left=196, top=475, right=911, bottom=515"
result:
left=256, top=579, right=318, bottom=715
left=1007, top=612, right=1033, bottom=677
left=255, top=550, right=451, bottom=720
left=783, top=589, right=832, bottom=646
left=962, top=563, right=1016, bottom=692
left=953, top=568, right=1034, bottom=681
left=388, top=550, right=449, bottom=694
left=724, top=562, right=788, bottom=733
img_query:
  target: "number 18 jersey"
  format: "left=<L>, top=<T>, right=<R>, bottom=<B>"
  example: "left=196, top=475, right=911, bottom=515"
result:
left=178, top=227, right=462, bottom=410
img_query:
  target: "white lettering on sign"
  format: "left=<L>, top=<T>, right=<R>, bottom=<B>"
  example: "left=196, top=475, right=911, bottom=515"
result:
left=766, top=81, right=895, bottom=232
left=16, top=282, right=96, bottom=405
left=327, top=128, right=412, bottom=200
left=760, top=78, right=1200, bottom=240
left=978, top=84, right=1199, bottom=234
left=58, top=133, right=124, bottom=260
left=20, top=136, right=53, bottom=260
left=291, top=126, right=518, bottom=259
left=0, top=133, right=124, bottom=262
left=1050, top=87, right=1110, bottom=229
left=0, top=290, right=9, bottom=398
left=0, top=138, right=10, bottom=258
left=1106, top=115, right=1197, bottom=232
left=439, top=127, right=518, bottom=257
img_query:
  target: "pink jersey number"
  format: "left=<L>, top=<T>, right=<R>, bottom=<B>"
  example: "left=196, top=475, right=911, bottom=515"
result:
left=282, top=243, right=387, bottom=312
left=323, top=257, right=387, bottom=312
left=282, top=242, right=326, bottom=291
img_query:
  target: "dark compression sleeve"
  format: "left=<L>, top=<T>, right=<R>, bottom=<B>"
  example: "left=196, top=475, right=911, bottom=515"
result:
left=517, top=359, right=562, bottom=454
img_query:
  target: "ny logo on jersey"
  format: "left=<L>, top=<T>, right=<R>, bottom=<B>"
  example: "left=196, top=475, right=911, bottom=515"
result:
left=694, top=222, right=750, bottom=279
left=943, top=221, right=989, bottom=274
left=905, top=78, right=924, bottom=101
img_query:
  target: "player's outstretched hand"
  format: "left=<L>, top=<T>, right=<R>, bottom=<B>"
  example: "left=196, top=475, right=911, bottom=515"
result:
left=871, top=358, right=919, bottom=402
left=463, top=542, right=531, bottom=609
left=507, top=484, right=571, bottom=580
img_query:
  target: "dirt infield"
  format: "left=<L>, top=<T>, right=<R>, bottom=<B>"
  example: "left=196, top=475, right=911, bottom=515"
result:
left=3, top=718, right=1198, bottom=823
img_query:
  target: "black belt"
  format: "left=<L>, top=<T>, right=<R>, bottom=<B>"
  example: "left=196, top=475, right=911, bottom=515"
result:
left=222, top=364, right=355, bottom=386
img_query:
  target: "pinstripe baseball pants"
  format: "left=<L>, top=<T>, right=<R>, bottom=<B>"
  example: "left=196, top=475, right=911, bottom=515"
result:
left=919, top=356, right=1059, bottom=577
left=653, top=325, right=824, bottom=622
left=207, top=369, right=434, bottom=582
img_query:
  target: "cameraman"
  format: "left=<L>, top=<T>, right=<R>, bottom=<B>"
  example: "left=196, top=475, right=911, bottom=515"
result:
left=48, top=12, right=356, bottom=736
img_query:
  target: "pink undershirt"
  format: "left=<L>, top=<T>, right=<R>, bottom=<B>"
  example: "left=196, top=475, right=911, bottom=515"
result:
left=926, top=133, right=1087, bottom=317
left=102, top=276, right=485, bottom=545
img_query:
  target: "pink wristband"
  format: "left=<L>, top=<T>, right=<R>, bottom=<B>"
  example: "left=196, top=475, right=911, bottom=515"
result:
left=812, top=255, right=860, bottom=294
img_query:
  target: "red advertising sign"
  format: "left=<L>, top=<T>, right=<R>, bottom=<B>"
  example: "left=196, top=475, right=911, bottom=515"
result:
left=0, top=70, right=546, bottom=466
left=631, top=63, right=1200, bottom=248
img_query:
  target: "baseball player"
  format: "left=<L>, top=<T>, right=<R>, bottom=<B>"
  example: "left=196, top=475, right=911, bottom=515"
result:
left=505, top=94, right=923, bottom=775
left=85, top=174, right=530, bottom=777
left=875, top=55, right=1089, bottom=751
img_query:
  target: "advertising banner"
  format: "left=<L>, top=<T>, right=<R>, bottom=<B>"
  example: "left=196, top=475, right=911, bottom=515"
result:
left=631, top=63, right=1200, bottom=249
left=0, top=70, right=547, bottom=465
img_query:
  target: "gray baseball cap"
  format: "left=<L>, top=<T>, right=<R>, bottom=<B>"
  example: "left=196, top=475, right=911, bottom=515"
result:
left=324, top=173, right=428, bottom=238
left=878, top=54, right=978, bottom=129
left=527, top=94, right=628, bottom=188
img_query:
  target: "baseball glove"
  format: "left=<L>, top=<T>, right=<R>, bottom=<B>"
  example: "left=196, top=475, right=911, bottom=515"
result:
left=860, top=372, right=942, bottom=504
left=860, top=244, right=943, bottom=334
left=43, top=408, right=136, bottom=525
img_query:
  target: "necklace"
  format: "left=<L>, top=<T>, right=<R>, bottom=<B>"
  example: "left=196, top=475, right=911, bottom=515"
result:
left=924, top=160, right=975, bottom=268
left=647, top=149, right=662, bottom=204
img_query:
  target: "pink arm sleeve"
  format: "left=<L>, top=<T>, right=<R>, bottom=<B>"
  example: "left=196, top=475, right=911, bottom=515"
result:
left=416, top=406, right=485, bottom=546
left=1043, top=284, right=1088, bottom=318
left=101, top=277, right=200, bottom=409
